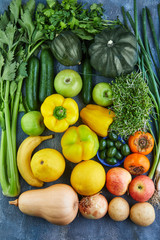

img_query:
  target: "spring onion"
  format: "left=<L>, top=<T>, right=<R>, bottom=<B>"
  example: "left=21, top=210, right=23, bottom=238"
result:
left=122, top=0, right=160, bottom=198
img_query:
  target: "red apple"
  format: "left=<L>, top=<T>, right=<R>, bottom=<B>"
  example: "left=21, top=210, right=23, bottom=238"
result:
left=129, top=175, right=155, bottom=202
left=106, top=167, right=132, bottom=196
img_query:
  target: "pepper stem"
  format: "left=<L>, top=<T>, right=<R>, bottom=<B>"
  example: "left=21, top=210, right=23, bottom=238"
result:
left=53, top=106, right=67, bottom=120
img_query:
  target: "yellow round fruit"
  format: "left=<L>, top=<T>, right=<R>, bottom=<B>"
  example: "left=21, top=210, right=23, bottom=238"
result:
left=31, top=148, right=65, bottom=182
left=70, top=160, right=106, bottom=196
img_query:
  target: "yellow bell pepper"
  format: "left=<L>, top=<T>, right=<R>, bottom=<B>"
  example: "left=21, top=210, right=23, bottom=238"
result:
left=61, top=125, right=99, bottom=163
left=80, top=104, right=115, bottom=137
left=41, top=94, right=79, bottom=133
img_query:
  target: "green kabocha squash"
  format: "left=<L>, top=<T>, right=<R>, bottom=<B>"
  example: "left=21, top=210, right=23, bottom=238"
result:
left=51, top=31, right=82, bottom=66
left=88, top=27, right=138, bottom=78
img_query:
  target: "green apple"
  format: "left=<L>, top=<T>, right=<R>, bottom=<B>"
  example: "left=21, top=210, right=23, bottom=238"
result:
left=21, top=111, right=45, bottom=136
left=54, top=69, right=82, bottom=97
left=92, top=82, right=113, bottom=107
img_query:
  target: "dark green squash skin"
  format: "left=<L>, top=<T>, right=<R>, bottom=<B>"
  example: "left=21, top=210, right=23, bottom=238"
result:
left=51, top=31, right=82, bottom=66
left=88, top=27, right=138, bottom=78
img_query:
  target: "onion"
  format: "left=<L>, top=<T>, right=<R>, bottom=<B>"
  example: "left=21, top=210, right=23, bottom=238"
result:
left=79, top=193, right=108, bottom=219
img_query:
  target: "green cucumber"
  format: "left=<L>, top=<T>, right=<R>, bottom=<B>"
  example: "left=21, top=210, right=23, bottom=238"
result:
left=39, top=48, right=54, bottom=103
left=26, top=56, right=40, bottom=111
left=82, top=58, right=92, bottom=104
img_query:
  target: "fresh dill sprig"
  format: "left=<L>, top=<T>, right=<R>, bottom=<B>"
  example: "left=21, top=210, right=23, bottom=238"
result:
left=110, top=71, right=154, bottom=138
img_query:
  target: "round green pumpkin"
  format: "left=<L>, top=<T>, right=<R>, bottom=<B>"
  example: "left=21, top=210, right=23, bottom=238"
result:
left=51, top=31, right=82, bottom=66
left=88, top=27, right=138, bottom=78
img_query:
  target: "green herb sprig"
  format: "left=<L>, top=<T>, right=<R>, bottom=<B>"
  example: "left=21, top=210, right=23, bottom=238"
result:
left=110, top=71, right=153, bottom=138
left=35, top=0, right=121, bottom=40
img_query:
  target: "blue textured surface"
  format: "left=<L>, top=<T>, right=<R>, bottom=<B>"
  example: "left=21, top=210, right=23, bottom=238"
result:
left=0, top=0, right=160, bottom=239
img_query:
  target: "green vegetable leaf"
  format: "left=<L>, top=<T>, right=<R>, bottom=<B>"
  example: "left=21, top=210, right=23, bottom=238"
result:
left=5, top=23, right=16, bottom=50
left=2, top=62, right=17, bottom=81
left=19, top=36, right=30, bottom=44
left=72, top=29, right=94, bottom=40
left=19, top=9, right=35, bottom=42
left=44, top=9, right=55, bottom=18
left=61, top=0, right=77, bottom=10
left=69, top=17, right=79, bottom=29
left=90, top=3, right=103, bottom=15
left=60, top=21, right=67, bottom=29
left=90, top=3, right=98, bottom=11
left=0, top=11, right=9, bottom=30
left=36, top=3, right=45, bottom=12
left=17, top=62, right=28, bottom=79
left=46, top=0, right=57, bottom=8
left=23, top=0, right=35, bottom=15
left=85, top=27, right=99, bottom=34
left=0, top=29, right=9, bottom=46
left=10, top=0, right=21, bottom=23
left=15, top=46, right=25, bottom=62
left=7, top=51, right=14, bottom=63
left=0, top=23, right=16, bottom=50
left=31, top=29, right=44, bottom=43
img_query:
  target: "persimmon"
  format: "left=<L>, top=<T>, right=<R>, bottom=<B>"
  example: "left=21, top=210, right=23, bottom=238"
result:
left=124, top=153, right=150, bottom=175
left=128, top=131, right=154, bottom=155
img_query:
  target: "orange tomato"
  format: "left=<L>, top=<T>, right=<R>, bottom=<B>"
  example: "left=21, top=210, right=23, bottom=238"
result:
left=128, top=131, right=154, bottom=155
left=124, top=153, right=150, bottom=175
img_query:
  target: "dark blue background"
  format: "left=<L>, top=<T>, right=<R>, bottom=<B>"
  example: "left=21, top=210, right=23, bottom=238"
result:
left=0, top=0, right=160, bottom=239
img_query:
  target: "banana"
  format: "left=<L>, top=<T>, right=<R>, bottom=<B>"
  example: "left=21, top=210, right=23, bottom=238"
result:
left=17, top=135, right=53, bottom=187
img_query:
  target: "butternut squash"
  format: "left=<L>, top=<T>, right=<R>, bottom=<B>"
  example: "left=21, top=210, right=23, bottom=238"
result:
left=9, top=184, right=79, bottom=225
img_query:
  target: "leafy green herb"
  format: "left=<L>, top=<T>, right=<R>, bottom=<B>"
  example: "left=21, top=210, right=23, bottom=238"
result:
left=35, top=0, right=121, bottom=40
left=110, top=71, right=153, bottom=138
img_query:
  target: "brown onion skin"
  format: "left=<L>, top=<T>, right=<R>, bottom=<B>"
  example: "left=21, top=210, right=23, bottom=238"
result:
left=79, top=193, right=108, bottom=219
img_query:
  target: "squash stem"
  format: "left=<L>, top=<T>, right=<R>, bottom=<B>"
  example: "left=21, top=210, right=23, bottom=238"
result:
left=9, top=199, right=18, bottom=206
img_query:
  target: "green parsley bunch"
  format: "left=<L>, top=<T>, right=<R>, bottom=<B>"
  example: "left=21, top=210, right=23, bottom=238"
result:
left=35, top=0, right=121, bottom=40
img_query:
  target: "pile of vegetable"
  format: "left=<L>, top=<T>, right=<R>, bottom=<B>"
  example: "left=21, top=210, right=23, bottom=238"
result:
left=0, top=0, right=160, bottom=229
